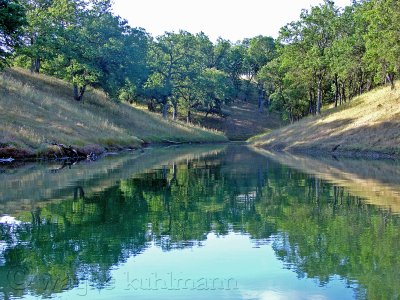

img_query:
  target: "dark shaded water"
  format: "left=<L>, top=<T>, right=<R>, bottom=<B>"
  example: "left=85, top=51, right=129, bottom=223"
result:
left=1, top=145, right=400, bottom=300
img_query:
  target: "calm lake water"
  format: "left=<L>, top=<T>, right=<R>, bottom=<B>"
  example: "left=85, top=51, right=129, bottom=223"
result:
left=1, top=144, right=400, bottom=300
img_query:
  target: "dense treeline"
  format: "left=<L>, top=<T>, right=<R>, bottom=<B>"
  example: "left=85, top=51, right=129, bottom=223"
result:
left=0, top=0, right=25, bottom=66
left=0, top=0, right=399, bottom=122
left=261, top=0, right=400, bottom=122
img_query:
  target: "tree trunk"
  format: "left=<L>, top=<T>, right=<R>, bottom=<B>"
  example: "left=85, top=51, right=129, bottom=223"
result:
left=308, top=89, right=314, bottom=115
left=74, top=187, right=85, bottom=200
left=348, top=78, right=353, bottom=100
left=172, top=102, right=178, bottom=120
left=358, top=72, right=364, bottom=96
left=317, top=76, right=322, bottom=115
left=168, top=163, right=177, bottom=187
left=366, top=77, right=373, bottom=91
left=30, top=57, right=40, bottom=73
left=256, top=166, right=264, bottom=199
left=162, top=101, right=168, bottom=119
left=73, top=84, right=86, bottom=101
left=187, top=110, right=191, bottom=124
left=341, top=82, right=346, bottom=104
left=289, top=110, right=294, bottom=124
left=258, top=87, right=264, bottom=113
left=171, top=163, right=177, bottom=184
left=315, top=178, right=320, bottom=203
left=147, top=100, right=155, bottom=112
left=386, top=73, right=395, bottom=90
left=334, top=74, right=339, bottom=108
left=73, top=85, right=79, bottom=100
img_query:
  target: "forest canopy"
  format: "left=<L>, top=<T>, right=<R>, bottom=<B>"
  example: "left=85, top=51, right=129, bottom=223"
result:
left=1, top=0, right=399, bottom=122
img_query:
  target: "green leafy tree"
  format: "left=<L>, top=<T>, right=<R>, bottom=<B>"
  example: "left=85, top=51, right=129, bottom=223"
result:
left=38, top=0, right=148, bottom=101
left=16, top=0, right=55, bottom=73
left=256, top=1, right=340, bottom=120
left=144, top=31, right=201, bottom=119
left=244, top=35, right=276, bottom=111
left=300, top=1, right=338, bottom=114
left=197, top=68, right=234, bottom=117
left=326, top=5, right=368, bottom=106
left=214, top=39, right=246, bottom=98
left=0, top=0, right=25, bottom=68
left=363, top=0, right=400, bottom=89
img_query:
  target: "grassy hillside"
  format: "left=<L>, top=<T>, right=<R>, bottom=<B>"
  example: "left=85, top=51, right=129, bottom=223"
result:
left=194, top=101, right=285, bottom=141
left=251, top=83, right=400, bottom=157
left=0, top=69, right=227, bottom=158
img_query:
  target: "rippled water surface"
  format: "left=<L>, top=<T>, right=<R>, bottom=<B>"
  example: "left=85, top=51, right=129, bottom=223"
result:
left=1, top=145, right=400, bottom=300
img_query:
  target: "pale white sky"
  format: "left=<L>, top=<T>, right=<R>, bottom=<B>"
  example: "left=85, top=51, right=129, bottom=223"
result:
left=112, top=0, right=351, bottom=42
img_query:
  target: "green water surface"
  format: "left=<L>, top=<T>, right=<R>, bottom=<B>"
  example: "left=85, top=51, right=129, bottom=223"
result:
left=1, top=145, right=399, bottom=300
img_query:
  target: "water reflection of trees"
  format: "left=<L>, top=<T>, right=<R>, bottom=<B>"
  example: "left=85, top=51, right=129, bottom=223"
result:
left=1, top=147, right=400, bottom=299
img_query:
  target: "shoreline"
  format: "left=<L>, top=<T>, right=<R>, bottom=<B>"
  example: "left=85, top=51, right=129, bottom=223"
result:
left=251, top=144, right=399, bottom=160
left=0, top=141, right=230, bottom=163
left=2, top=140, right=399, bottom=165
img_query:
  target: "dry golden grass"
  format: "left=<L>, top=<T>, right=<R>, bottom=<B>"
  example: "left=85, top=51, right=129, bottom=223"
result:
left=251, top=83, right=400, bottom=155
left=195, top=101, right=285, bottom=141
left=0, top=68, right=227, bottom=157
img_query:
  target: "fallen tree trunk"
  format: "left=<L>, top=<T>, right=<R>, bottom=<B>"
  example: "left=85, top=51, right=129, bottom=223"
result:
left=52, top=143, right=87, bottom=159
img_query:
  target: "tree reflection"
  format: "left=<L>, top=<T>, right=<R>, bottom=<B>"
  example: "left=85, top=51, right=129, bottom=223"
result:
left=0, top=147, right=399, bottom=299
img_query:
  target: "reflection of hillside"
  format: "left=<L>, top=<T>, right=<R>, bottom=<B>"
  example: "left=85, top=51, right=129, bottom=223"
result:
left=0, top=145, right=226, bottom=215
left=252, top=147, right=400, bottom=213
left=1, top=145, right=400, bottom=300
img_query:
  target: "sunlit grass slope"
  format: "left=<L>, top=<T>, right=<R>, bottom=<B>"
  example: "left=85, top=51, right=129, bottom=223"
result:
left=0, top=68, right=227, bottom=157
left=251, top=83, right=400, bottom=156
left=196, top=101, right=285, bottom=141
